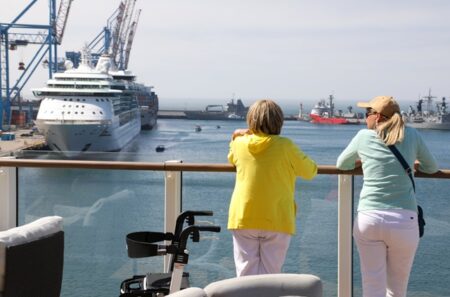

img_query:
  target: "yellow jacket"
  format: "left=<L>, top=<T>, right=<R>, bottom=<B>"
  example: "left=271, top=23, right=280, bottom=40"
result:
left=227, top=133, right=317, bottom=235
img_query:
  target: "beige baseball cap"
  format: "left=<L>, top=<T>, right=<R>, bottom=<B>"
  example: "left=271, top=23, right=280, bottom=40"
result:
left=357, top=96, right=400, bottom=118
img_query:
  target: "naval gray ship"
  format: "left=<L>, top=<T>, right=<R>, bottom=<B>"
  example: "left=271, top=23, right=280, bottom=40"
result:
left=403, top=90, right=450, bottom=130
left=184, top=99, right=248, bottom=120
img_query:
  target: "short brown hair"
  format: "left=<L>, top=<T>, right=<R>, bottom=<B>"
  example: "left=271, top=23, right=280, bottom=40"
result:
left=246, top=99, right=284, bottom=135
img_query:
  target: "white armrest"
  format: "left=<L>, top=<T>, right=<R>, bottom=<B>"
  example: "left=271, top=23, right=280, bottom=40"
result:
left=0, top=216, right=63, bottom=292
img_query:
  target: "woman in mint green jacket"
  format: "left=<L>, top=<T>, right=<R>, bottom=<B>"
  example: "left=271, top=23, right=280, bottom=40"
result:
left=228, top=99, right=317, bottom=276
left=337, top=96, right=438, bottom=297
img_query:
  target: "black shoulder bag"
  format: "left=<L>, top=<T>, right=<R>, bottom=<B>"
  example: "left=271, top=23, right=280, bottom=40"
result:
left=387, top=145, right=425, bottom=237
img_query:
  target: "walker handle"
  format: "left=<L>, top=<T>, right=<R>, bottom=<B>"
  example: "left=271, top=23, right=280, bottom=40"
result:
left=195, top=226, right=221, bottom=233
left=179, top=225, right=221, bottom=248
left=174, top=211, right=214, bottom=238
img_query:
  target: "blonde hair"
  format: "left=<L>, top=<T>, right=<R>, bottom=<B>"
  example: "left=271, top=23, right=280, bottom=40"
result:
left=246, top=99, right=284, bottom=135
left=376, top=112, right=405, bottom=145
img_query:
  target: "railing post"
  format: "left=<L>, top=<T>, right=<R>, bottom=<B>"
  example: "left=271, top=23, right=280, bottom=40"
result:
left=338, top=174, right=353, bottom=297
left=164, top=160, right=182, bottom=272
left=0, top=159, right=17, bottom=231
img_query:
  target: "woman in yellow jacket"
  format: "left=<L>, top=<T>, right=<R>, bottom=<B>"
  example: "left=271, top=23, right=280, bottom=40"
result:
left=228, top=99, right=318, bottom=276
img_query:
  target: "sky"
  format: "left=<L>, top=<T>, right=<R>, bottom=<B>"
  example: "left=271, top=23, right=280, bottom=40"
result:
left=2, top=0, right=450, bottom=111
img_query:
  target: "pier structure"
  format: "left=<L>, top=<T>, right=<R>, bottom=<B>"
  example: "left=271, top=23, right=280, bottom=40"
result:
left=0, top=129, right=45, bottom=155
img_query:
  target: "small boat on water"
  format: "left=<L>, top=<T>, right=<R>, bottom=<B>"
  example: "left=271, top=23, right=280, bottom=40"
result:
left=155, top=145, right=165, bottom=152
left=195, top=125, right=202, bottom=132
left=309, top=95, right=363, bottom=125
left=403, top=89, right=450, bottom=130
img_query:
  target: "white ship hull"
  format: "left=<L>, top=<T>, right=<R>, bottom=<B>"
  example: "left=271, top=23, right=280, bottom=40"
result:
left=36, top=115, right=140, bottom=155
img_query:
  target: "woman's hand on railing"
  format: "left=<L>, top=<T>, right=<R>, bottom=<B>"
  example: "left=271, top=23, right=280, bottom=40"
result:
left=232, top=129, right=251, bottom=140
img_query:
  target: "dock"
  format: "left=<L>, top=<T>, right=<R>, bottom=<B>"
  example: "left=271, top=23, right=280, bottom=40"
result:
left=0, top=129, right=46, bottom=156
left=158, top=110, right=187, bottom=119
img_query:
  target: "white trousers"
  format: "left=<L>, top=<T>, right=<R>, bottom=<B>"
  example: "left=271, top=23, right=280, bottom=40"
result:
left=354, top=209, right=420, bottom=297
left=231, top=229, right=291, bottom=277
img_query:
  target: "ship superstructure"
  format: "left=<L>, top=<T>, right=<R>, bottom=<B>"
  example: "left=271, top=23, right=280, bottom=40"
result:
left=309, top=95, right=363, bottom=125
left=109, top=69, right=158, bottom=130
left=404, top=90, right=450, bottom=130
left=184, top=99, right=248, bottom=120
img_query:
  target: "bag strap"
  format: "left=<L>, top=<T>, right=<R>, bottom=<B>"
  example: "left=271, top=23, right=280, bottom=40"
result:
left=387, top=145, right=416, bottom=193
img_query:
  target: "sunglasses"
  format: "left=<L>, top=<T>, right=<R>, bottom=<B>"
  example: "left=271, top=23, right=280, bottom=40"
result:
left=365, top=110, right=377, bottom=117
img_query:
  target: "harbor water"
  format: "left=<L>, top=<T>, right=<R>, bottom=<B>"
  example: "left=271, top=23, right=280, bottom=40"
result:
left=17, top=119, right=450, bottom=297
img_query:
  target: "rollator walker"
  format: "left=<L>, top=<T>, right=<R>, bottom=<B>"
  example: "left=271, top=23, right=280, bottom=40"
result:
left=119, top=210, right=221, bottom=296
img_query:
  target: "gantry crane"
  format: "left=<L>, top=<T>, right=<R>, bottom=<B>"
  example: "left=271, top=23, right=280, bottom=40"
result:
left=0, top=0, right=73, bottom=130
left=123, top=7, right=140, bottom=70
left=66, top=0, right=141, bottom=71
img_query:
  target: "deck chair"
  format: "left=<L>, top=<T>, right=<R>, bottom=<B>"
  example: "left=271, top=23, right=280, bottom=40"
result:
left=166, top=287, right=206, bottom=297
left=0, top=216, right=64, bottom=297
left=204, top=273, right=323, bottom=297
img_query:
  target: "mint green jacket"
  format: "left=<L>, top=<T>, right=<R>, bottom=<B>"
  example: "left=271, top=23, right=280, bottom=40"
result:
left=336, top=127, right=438, bottom=212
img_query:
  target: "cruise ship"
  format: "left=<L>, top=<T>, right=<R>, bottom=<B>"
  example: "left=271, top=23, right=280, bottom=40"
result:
left=34, top=52, right=157, bottom=155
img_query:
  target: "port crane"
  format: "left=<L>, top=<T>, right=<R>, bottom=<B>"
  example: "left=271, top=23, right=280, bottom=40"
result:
left=66, top=0, right=141, bottom=71
left=0, top=0, right=73, bottom=130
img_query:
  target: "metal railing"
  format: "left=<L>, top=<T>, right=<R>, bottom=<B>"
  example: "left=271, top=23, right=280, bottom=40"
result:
left=1, top=157, right=449, bottom=297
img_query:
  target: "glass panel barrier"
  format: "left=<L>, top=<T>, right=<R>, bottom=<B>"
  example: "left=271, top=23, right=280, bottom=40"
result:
left=18, top=166, right=166, bottom=297
left=3, top=154, right=446, bottom=297
left=408, top=177, right=450, bottom=297
left=352, top=176, right=450, bottom=297
left=182, top=172, right=340, bottom=296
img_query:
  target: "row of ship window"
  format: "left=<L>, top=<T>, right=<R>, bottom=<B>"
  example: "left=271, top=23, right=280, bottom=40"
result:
left=47, top=98, right=135, bottom=107
left=62, top=111, right=103, bottom=115
left=33, top=91, right=118, bottom=97
left=57, top=77, right=111, bottom=81
left=63, top=105, right=84, bottom=108
left=46, top=98, right=112, bottom=102
left=58, top=98, right=111, bottom=102
left=41, top=110, right=103, bottom=115
left=59, top=104, right=116, bottom=109
left=48, top=84, right=109, bottom=89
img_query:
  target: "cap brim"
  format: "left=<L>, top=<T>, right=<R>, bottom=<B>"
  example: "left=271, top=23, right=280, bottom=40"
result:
left=357, top=102, right=371, bottom=108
